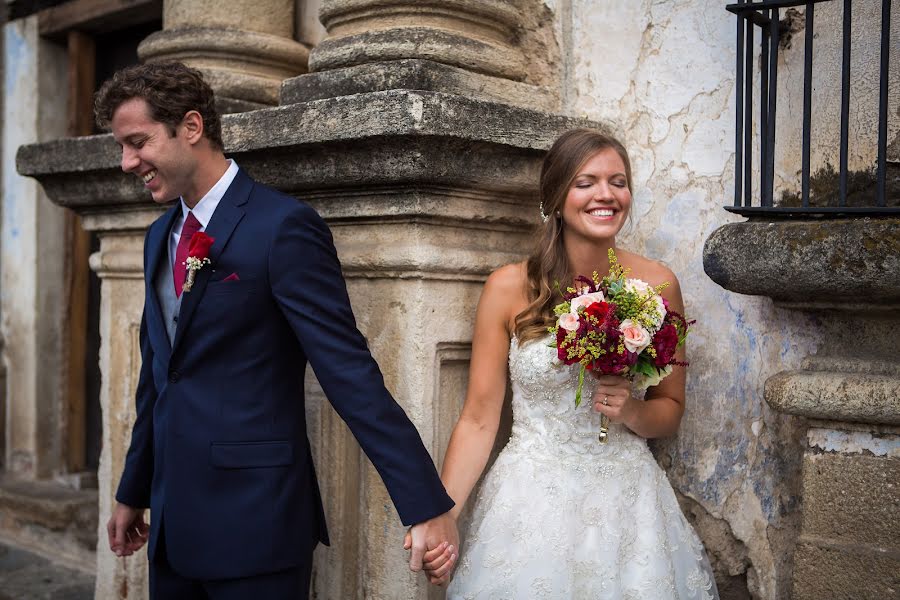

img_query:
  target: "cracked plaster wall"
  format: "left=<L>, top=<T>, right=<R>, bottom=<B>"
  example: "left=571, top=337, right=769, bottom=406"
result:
left=545, top=1, right=831, bottom=598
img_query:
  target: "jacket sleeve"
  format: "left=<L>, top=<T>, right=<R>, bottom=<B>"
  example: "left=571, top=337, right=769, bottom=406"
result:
left=115, top=240, right=158, bottom=508
left=268, top=202, right=454, bottom=526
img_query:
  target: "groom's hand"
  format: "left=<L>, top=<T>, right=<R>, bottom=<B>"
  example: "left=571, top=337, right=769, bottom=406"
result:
left=107, top=502, right=149, bottom=557
left=405, top=511, right=459, bottom=585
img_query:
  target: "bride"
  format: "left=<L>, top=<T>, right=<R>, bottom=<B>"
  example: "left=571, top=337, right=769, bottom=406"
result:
left=432, top=129, right=719, bottom=598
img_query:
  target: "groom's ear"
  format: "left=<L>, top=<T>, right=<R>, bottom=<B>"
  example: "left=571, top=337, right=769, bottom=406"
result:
left=180, top=110, right=205, bottom=145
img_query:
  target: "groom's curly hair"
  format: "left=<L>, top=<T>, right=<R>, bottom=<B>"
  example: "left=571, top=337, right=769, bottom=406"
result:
left=94, top=61, right=224, bottom=151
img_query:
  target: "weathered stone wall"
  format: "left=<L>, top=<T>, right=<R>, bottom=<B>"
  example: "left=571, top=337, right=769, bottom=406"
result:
left=546, top=1, right=827, bottom=597
left=1, top=16, right=69, bottom=480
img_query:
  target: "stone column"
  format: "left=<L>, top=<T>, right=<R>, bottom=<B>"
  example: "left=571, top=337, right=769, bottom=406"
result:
left=89, top=227, right=155, bottom=600
left=138, top=0, right=309, bottom=112
left=704, top=219, right=900, bottom=599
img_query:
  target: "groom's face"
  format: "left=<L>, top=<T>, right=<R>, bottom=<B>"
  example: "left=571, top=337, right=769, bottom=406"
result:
left=111, top=97, right=197, bottom=205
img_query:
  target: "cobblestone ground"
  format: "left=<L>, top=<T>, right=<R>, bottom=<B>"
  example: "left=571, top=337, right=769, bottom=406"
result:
left=0, top=543, right=93, bottom=600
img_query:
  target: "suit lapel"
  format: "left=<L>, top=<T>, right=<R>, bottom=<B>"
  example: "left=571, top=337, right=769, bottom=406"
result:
left=145, top=204, right=180, bottom=362
left=170, top=170, right=251, bottom=355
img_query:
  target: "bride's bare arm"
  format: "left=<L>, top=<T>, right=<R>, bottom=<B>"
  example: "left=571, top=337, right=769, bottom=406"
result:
left=441, top=264, right=522, bottom=520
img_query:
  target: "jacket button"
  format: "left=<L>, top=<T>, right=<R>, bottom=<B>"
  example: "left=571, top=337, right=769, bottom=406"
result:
left=168, top=370, right=179, bottom=383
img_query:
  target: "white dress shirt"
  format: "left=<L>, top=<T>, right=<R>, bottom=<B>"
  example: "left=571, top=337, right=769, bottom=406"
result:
left=168, top=159, right=239, bottom=267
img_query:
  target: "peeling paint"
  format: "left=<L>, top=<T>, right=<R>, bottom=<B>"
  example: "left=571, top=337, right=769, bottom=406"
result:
left=807, top=427, right=900, bottom=458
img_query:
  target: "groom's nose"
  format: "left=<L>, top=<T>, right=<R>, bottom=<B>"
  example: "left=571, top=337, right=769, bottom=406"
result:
left=121, top=146, right=139, bottom=172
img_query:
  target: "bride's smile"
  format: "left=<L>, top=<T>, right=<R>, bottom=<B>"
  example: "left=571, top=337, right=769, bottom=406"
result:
left=561, top=147, right=632, bottom=244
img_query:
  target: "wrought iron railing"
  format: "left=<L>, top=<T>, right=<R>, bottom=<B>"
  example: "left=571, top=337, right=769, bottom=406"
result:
left=727, top=0, right=898, bottom=216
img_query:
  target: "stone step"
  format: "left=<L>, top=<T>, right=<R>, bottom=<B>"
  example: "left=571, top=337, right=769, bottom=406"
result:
left=0, top=541, right=93, bottom=600
left=0, top=476, right=97, bottom=573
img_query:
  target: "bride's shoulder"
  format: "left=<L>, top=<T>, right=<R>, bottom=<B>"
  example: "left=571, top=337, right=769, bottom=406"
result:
left=480, top=262, right=529, bottom=315
left=486, top=261, right=528, bottom=292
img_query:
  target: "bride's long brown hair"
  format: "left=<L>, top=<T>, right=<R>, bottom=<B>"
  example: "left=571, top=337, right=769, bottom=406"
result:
left=514, top=129, right=634, bottom=344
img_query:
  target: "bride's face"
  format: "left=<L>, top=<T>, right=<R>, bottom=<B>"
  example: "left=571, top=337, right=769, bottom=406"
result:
left=560, top=148, right=632, bottom=244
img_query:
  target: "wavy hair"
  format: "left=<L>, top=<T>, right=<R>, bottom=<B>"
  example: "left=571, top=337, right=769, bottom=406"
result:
left=94, top=61, right=223, bottom=151
left=513, top=129, right=634, bottom=344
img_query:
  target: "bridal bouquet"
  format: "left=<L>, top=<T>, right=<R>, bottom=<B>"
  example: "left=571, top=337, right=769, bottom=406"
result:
left=549, top=250, right=691, bottom=441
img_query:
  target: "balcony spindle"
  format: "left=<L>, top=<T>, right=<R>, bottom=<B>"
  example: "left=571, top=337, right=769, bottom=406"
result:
left=801, top=3, right=814, bottom=207
left=839, top=0, right=852, bottom=206
left=765, top=8, right=780, bottom=207
left=745, top=15, right=755, bottom=207
left=876, top=0, right=891, bottom=207
left=735, top=8, right=746, bottom=208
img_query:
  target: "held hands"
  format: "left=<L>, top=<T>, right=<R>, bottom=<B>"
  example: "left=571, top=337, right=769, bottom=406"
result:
left=106, top=502, right=149, bottom=557
left=403, top=511, right=459, bottom=586
left=592, top=375, right=638, bottom=425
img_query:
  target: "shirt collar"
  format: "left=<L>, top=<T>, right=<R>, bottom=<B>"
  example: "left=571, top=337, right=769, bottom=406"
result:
left=179, top=159, right=239, bottom=228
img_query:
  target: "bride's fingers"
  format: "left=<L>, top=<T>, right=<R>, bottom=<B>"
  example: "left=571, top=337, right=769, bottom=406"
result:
left=423, top=544, right=453, bottom=571
left=422, top=541, right=448, bottom=563
left=427, top=551, right=457, bottom=583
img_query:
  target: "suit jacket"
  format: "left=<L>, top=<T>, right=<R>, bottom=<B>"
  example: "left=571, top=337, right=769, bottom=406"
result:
left=116, top=168, right=454, bottom=580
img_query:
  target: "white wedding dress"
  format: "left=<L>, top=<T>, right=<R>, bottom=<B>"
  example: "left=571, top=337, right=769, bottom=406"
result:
left=447, top=336, right=718, bottom=600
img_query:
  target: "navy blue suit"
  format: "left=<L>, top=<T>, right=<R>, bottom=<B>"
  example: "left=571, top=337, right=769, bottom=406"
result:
left=116, top=169, right=453, bottom=586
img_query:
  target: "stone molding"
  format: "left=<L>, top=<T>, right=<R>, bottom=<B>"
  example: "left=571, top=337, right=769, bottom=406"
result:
left=765, top=370, right=900, bottom=426
left=280, top=58, right=557, bottom=112
left=87, top=250, right=144, bottom=280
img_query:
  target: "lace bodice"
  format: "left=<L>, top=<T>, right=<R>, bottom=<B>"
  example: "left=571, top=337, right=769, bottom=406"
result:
left=506, top=335, right=650, bottom=463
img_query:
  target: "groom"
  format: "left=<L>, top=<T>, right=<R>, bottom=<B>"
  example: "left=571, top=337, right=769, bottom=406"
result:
left=97, top=62, right=457, bottom=598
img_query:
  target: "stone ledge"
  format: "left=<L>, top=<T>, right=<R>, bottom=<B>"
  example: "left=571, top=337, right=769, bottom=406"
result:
left=703, top=218, right=900, bottom=306
left=765, top=370, right=900, bottom=425
left=17, top=89, right=596, bottom=218
left=0, top=477, right=97, bottom=572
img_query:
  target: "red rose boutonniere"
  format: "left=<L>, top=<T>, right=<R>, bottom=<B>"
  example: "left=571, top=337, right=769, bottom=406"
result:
left=182, top=232, right=215, bottom=293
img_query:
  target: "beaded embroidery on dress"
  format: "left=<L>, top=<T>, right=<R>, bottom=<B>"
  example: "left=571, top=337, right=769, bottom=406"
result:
left=447, top=336, right=718, bottom=600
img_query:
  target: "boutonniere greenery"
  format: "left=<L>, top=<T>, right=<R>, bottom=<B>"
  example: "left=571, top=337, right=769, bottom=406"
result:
left=182, top=232, right=215, bottom=293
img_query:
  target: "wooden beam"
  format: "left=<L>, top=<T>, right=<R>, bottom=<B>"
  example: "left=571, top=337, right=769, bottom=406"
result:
left=39, top=0, right=161, bottom=40
left=63, top=30, right=95, bottom=473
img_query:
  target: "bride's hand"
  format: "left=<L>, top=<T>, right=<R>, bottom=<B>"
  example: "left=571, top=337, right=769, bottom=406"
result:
left=403, top=528, right=457, bottom=586
left=591, top=375, right=637, bottom=424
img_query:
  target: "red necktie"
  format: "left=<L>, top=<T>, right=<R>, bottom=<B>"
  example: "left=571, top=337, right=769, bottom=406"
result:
left=174, top=211, right=202, bottom=297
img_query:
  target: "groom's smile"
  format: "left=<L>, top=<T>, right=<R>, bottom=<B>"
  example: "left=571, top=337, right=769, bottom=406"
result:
left=111, top=97, right=198, bottom=205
